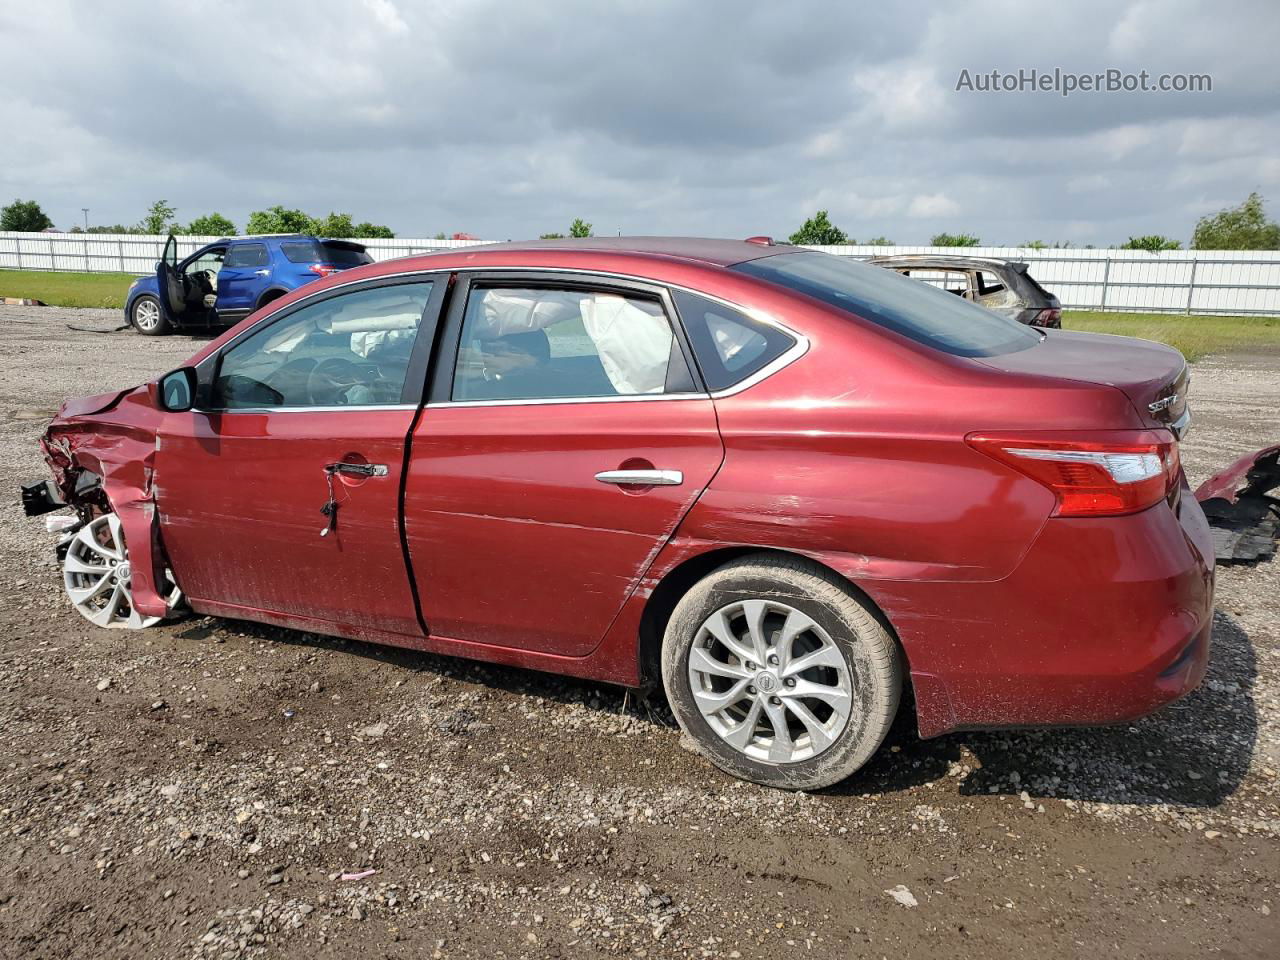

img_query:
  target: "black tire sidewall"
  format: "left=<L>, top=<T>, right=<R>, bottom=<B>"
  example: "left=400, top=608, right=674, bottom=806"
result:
left=662, top=563, right=897, bottom=790
left=131, top=295, right=169, bottom=336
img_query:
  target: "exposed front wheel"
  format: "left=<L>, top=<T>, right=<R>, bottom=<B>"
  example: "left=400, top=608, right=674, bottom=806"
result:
left=661, top=554, right=902, bottom=790
left=130, top=295, right=170, bottom=335
left=62, top=514, right=182, bottom=629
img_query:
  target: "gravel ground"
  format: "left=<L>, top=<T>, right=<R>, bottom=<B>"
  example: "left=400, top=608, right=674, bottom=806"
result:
left=0, top=305, right=1277, bottom=959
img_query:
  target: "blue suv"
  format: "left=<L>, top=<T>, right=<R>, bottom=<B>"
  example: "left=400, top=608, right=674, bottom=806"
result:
left=126, top=234, right=374, bottom=335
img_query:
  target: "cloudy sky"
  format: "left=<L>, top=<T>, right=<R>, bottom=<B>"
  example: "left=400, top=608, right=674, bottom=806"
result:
left=2, top=0, right=1277, bottom=244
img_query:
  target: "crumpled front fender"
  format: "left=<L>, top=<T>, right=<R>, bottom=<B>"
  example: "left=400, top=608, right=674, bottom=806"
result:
left=43, top=387, right=169, bottom=618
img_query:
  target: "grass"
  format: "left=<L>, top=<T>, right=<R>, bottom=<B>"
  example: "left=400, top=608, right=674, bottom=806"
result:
left=0, top=269, right=137, bottom=309
left=1063, top=310, right=1280, bottom=362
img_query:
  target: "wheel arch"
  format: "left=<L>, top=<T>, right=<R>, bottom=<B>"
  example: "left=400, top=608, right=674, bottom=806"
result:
left=256, top=287, right=290, bottom=309
left=637, top=545, right=911, bottom=692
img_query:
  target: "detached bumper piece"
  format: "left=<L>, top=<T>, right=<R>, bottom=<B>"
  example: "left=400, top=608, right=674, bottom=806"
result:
left=1195, top=445, right=1280, bottom=564
left=20, top=478, right=65, bottom=517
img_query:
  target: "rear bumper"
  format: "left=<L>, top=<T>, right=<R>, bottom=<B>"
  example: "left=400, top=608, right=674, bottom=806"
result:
left=867, top=483, right=1216, bottom=738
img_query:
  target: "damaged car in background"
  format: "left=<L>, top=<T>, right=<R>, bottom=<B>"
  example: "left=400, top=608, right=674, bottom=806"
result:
left=23, top=236, right=1212, bottom=790
left=868, top=254, right=1063, bottom=328
left=1194, top=443, right=1280, bottom=563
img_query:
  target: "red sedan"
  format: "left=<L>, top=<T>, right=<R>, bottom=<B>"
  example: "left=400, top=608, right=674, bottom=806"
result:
left=24, top=237, right=1214, bottom=790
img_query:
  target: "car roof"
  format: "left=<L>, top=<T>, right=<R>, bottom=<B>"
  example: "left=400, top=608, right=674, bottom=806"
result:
left=867, top=254, right=1027, bottom=271
left=445, top=236, right=795, bottom=267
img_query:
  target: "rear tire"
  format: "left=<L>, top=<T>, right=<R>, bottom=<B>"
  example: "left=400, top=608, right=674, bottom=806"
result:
left=661, top=553, right=902, bottom=790
left=130, top=295, right=170, bottom=336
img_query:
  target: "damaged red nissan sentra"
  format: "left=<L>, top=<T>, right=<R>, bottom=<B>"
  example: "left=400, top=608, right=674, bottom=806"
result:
left=22, top=237, right=1214, bottom=790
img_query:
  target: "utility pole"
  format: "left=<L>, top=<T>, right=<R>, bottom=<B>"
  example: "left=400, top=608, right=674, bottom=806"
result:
left=82, top=208, right=89, bottom=231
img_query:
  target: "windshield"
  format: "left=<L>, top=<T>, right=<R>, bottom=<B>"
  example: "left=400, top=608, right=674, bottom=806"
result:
left=733, top=251, right=1041, bottom=357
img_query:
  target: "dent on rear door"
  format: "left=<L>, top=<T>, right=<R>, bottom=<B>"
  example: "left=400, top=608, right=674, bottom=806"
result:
left=42, top=388, right=170, bottom=617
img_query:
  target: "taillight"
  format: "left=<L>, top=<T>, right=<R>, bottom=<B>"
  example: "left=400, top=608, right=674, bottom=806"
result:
left=966, top=431, right=1180, bottom=517
left=1030, top=307, right=1061, bottom=327
left=309, top=263, right=338, bottom=277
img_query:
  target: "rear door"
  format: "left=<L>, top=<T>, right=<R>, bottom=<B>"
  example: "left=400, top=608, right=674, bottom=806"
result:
left=216, top=242, right=271, bottom=315
left=403, top=272, right=724, bottom=657
left=155, top=276, right=447, bottom=635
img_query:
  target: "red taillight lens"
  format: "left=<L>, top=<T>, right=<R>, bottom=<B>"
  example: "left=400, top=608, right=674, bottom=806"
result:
left=309, top=263, right=338, bottom=277
left=966, top=431, right=1180, bottom=517
left=1031, top=307, right=1061, bottom=327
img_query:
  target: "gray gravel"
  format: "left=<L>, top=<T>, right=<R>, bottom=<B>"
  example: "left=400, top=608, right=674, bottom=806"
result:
left=0, top=305, right=1276, bottom=959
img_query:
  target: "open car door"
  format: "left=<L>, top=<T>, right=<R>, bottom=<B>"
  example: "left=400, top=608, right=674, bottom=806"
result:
left=155, top=234, right=185, bottom=323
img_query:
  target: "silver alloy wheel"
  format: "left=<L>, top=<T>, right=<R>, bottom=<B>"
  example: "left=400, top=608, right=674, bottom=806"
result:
left=133, top=297, right=161, bottom=331
left=62, top=514, right=181, bottom=629
left=687, top=599, right=854, bottom=764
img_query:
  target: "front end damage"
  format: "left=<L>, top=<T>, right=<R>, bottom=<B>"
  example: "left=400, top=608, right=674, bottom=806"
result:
left=1194, top=443, right=1280, bottom=563
left=22, top=386, right=172, bottom=618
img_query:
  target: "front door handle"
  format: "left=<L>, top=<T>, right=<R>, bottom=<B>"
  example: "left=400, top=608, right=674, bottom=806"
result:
left=595, top=469, right=683, bottom=486
left=254, top=269, right=270, bottom=276
left=326, top=462, right=388, bottom=478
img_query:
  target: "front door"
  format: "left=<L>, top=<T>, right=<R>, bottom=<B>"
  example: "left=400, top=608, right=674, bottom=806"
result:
left=155, top=234, right=185, bottom=323
left=403, top=274, right=724, bottom=657
left=155, top=277, right=445, bottom=636
left=216, top=242, right=271, bottom=315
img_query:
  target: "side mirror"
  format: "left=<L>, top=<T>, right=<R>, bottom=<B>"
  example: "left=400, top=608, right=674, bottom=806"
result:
left=155, top=367, right=198, bottom=412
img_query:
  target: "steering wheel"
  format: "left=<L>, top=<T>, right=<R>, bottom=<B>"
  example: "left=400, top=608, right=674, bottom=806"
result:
left=306, top=357, right=363, bottom=405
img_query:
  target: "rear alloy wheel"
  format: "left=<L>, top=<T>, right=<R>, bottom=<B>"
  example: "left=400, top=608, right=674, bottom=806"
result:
left=62, top=514, right=182, bottom=629
left=662, top=554, right=902, bottom=790
left=130, top=295, right=170, bottom=336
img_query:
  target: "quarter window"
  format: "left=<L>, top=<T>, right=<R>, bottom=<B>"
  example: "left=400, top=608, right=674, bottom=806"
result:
left=672, top=290, right=796, bottom=392
left=213, top=282, right=433, bottom=408
left=224, top=243, right=269, bottom=268
left=451, top=286, right=694, bottom=401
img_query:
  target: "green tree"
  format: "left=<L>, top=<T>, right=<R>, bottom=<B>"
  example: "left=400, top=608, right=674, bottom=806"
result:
left=245, top=206, right=315, bottom=235
left=351, top=221, right=394, bottom=238
left=1023, top=240, right=1048, bottom=250
left=311, top=212, right=355, bottom=237
left=539, top=232, right=565, bottom=239
left=569, top=218, right=593, bottom=238
left=1191, top=192, right=1280, bottom=249
left=433, top=232, right=447, bottom=240
left=930, top=232, right=981, bottom=246
left=1, top=198, right=54, bottom=232
left=788, top=210, right=849, bottom=245
left=140, top=199, right=178, bottom=234
left=186, top=212, right=237, bottom=236
left=1121, top=235, right=1181, bottom=252
left=866, top=235, right=893, bottom=246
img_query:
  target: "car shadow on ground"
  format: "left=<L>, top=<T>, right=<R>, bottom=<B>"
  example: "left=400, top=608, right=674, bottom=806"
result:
left=828, top=609, right=1258, bottom=808
left=185, top=607, right=1258, bottom=810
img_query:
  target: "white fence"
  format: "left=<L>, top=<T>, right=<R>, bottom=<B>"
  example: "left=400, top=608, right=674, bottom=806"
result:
left=4, top=231, right=1280, bottom=316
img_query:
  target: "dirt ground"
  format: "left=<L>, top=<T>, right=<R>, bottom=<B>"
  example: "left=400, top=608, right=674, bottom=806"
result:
left=0, top=306, right=1277, bottom=960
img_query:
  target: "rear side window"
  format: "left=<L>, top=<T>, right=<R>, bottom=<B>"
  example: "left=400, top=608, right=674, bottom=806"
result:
left=225, top=243, right=269, bottom=268
left=281, top=240, right=373, bottom=267
left=672, top=290, right=796, bottom=391
left=734, top=252, right=1040, bottom=357
left=452, top=286, right=694, bottom=401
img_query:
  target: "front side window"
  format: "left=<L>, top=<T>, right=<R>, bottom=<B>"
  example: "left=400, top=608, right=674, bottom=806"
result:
left=734, top=252, right=1040, bottom=357
left=213, top=282, right=433, bottom=408
left=225, top=243, right=268, bottom=268
left=452, top=286, right=693, bottom=401
left=672, top=290, right=796, bottom=392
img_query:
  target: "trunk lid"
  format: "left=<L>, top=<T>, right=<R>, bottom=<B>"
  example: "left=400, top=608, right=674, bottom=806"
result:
left=977, top=330, right=1190, bottom=436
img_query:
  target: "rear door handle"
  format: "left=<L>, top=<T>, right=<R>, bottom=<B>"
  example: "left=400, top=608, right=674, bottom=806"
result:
left=594, top=469, right=683, bottom=486
left=326, top=462, right=388, bottom=477
left=254, top=269, right=270, bottom=276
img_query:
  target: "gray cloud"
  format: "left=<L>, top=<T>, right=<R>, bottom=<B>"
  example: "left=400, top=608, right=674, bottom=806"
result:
left=2, top=0, right=1277, bottom=245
